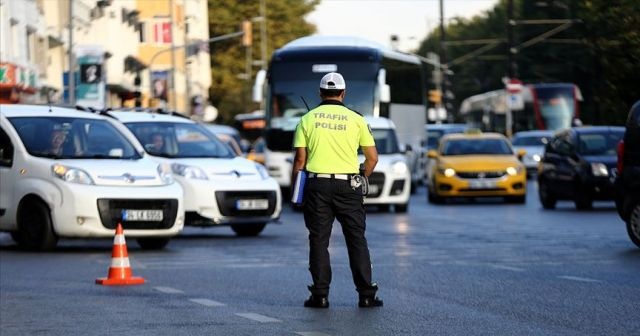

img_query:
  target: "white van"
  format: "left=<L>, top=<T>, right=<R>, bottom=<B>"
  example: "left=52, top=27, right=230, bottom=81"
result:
left=361, top=116, right=411, bottom=212
left=110, top=110, right=281, bottom=236
left=0, top=105, right=184, bottom=250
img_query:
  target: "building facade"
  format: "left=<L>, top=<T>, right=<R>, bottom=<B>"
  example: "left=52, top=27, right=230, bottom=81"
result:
left=0, top=0, right=211, bottom=115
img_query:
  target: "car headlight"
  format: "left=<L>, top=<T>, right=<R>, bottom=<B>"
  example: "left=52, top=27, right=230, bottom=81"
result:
left=506, top=166, right=524, bottom=176
left=51, top=164, right=94, bottom=185
left=171, top=163, right=207, bottom=180
left=438, top=167, right=456, bottom=177
left=157, top=163, right=174, bottom=184
left=591, top=162, right=609, bottom=177
left=391, top=160, right=408, bottom=174
left=255, top=162, right=270, bottom=180
left=532, top=154, right=541, bottom=162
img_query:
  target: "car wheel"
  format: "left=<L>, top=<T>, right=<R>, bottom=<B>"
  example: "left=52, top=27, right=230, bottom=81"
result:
left=16, top=198, right=58, bottom=251
left=410, top=181, right=417, bottom=195
left=395, top=203, right=409, bottom=213
left=427, top=187, right=444, bottom=204
left=136, top=238, right=170, bottom=250
left=506, top=195, right=526, bottom=204
left=626, top=202, right=640, bottom=248
left=538, top=179, right=556, bottom=209
left=231, top=223, right=266, bottom=237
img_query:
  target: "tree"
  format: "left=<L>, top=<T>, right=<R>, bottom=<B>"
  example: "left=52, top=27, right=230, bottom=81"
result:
left=208, top=0, right=319, bottom=123
left=416, top=0, right=640, bottom=125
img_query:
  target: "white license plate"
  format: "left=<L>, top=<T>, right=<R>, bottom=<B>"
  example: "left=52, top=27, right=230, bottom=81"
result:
left=236, top=199, right=269, bottom=210
left=468, top=180, right=497, bottom=189
left=368, top=185, right=380, bottom=195
left=122, top=209, right=164, bottom=221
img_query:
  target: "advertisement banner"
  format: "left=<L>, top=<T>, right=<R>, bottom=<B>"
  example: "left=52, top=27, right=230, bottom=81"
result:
left=76, top=45, right=105, bottom=109
left=151, top=70, right=169, bottom=102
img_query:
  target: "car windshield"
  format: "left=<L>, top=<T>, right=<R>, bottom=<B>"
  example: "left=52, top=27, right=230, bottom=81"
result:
left=577, top=131, right=624, bottom=156
left=442, top=138, right=513, bottom=156
left=8, top=116, right=141, bottom=160
left=372, top=128, right=400, bottom=154
left=426, top=130, right=444, bottom=149
left=512, top=135, right=550, bottom=146
left=125, top=122, right=234, bottom=158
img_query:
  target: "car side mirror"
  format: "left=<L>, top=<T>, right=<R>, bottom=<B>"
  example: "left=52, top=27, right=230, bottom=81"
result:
left=404, top=144, right=413, bottom=153
left=517, top=149, right=526, bottom=160
left=427, top=150, right=438, bottom=159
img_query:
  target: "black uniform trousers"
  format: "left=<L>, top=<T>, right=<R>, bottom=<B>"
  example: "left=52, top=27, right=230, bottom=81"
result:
left=303, top=177, right=377, bottom=297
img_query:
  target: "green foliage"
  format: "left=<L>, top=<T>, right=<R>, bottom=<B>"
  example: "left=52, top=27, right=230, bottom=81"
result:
left=208, top=0, right=319, bottom=123
left=416, top=0, right=640, bottom=125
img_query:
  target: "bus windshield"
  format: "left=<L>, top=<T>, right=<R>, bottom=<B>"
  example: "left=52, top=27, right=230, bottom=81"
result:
left=535, top=86, right=575, bottom=130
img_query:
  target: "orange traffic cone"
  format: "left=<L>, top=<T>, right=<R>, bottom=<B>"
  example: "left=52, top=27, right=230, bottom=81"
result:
left=96, top=223, right=145, bottom=286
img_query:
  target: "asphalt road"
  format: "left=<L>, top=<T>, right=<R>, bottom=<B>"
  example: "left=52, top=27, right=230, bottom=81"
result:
left=1, top=181, right=638, bottom=335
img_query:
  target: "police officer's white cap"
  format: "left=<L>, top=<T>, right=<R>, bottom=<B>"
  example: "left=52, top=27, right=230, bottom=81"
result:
left=319, top=72, right=346, bottom=90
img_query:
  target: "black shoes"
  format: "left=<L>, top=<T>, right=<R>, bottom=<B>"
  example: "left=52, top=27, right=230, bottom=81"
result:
left=304, top=295, right=329, bottom=308
left=358, top=296, right=383, bottom=308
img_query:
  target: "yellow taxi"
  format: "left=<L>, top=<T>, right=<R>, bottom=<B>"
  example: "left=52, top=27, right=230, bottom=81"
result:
left=426, top=131, right=527, bottom=204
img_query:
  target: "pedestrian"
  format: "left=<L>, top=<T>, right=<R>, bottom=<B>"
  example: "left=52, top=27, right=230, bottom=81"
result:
left=291, top=72, right=383, bottom=308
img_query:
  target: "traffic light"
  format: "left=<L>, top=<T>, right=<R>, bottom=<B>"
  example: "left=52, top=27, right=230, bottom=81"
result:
left=428, top=90, right=442, bottom=104
left=242, top=20, right=252, bottom=46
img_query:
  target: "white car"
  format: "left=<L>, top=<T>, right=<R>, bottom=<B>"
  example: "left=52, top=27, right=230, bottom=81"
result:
left=110, top=111, right=281, bottom=236
left=0, top=104, right=184, bottom=250
left=361, top=117, right=411, bottom=213
left=511, top=130, right=554, bottom=176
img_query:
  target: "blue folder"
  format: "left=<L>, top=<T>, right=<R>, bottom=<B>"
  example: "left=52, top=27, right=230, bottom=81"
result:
left=291, top=170, right=307, bottom=205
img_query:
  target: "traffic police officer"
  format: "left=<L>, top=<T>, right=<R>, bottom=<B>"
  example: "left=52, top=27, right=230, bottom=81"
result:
left=291, top=72, right=383, bottom=308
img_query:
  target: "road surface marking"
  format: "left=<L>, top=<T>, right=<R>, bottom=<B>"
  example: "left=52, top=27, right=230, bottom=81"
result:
left=235, top=313, right=281, bottom=323
left=189, top=298, right=226, bottom=307
left=295, top=332, right=331, bottom=336
left=153, top=286, right=184, bottom=294
left=489, top=264, right=525, bottom=272
left=558, top=276, right=601, bottom=283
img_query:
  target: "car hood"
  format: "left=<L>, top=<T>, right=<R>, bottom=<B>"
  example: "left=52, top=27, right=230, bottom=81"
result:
left=513, top=145, right=544, bottom=156
left=437, top=155, right=522, bottom=171
left=169, top=157, right=263, bottom=181
left=61, top=159, right=165, bottom=186
left=359, top=153, right=408, bottom=173
left=583, top=155, right=617, bottom=167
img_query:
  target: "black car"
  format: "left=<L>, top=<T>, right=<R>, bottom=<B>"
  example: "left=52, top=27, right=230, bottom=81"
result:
left=538, top=126, right=625, bottom=210
left=615, top=101, right=640, bottom=248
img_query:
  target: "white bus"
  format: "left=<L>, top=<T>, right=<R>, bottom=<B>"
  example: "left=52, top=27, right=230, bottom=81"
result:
left=253, top=35, right=428, bottom=191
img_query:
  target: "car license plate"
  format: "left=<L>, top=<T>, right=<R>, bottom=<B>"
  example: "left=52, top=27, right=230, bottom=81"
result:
left=236, top=199, right=269, bottom=210
left=368, top=185, right=380, bottom=195
left=121, top=209, right=163, bottom=221
left=468, top=180, right=497, bottom=189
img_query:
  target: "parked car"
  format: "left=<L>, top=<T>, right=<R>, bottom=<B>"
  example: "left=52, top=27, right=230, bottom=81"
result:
left=0, top=105, right=184, bottom=250
left=615, top=101, right=640, bottom=248
left=422, top=123, right=470, bottom=185
left=110, top=110, right=281, bottom=236
left=538, top=126, right=625, bottom=210
left=361, top=117, right=411, bottom=213
left=426, top=130, right=527, bottom=204
left=510, top=130, right=554, bottom=176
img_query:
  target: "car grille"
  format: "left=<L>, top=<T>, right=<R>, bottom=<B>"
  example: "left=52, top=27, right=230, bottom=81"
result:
left=367, top=172, right=385, bottom=198
left=215, top=191, right=277, bottom=217
left=97, top=199, right=178, bottom=230
left=456, top=171, right=505, bottom=179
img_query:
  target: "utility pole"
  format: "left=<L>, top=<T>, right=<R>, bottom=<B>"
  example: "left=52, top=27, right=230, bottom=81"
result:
left=67, top=0, right=75, bottom=105
left=183, top=2, right=191, bottom=115
left=169, top=0, right=177, bottom=111
left=507, top=0, right=517, bottom=78
left=439, top=0, right=448, bottom=121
